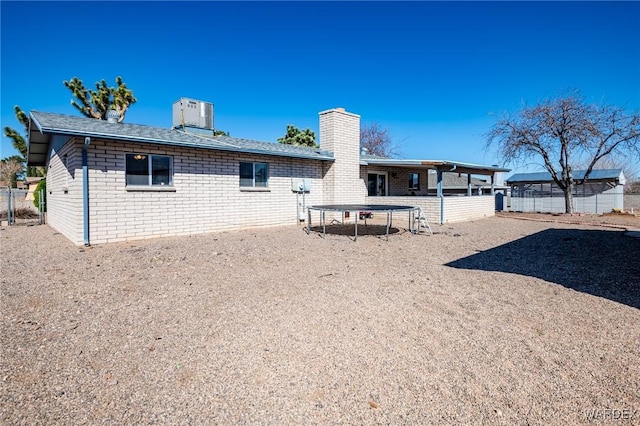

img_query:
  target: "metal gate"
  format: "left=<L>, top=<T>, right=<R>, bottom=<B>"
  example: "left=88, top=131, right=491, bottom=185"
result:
left=0, top=188, right=45, bottom=226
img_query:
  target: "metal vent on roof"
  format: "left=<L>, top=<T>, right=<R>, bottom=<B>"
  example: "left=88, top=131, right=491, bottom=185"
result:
left=106, top=109, right=120, bottom=123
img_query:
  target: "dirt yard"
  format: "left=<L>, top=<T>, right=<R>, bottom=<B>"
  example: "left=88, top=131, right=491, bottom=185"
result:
left=497, top=211, right=640, bottom=230
left=1, top=215, right=639, bottom=425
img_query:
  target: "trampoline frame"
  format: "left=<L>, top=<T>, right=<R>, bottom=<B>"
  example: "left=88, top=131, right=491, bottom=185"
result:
left=306, top=204, right=420, bottom=241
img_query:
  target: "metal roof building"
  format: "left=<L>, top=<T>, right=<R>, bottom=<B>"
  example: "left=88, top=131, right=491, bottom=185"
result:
left=506, top=169, right=626, bottom=185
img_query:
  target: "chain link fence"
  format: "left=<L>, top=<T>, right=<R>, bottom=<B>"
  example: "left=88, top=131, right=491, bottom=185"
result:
left=508, top=191, right=639, bottom=214
left=624, top=194, right=640, bottom=213
left=0, top=188, right=45, bottom=226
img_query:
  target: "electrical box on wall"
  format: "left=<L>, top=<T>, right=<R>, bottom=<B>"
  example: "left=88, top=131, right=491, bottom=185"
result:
left=291, top=178, right=311, bottom=192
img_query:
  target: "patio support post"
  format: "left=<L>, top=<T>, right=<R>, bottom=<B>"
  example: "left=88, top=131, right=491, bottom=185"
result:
left=437, top=169, right=444, bottom=224
left=467, top=174, right=472, bottom=197
left=490, top=173, right=495, bottom=195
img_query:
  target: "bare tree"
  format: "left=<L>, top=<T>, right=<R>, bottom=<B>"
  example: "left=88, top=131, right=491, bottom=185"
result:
left=360, top=121, right=401, bottom=158
left=575, top=154, right=639, bottom=189
left=487, top=92, right=640, bottom=213
left=626, top=180, right=640, bottom=194
left=0, top=157, right=24, bottom=188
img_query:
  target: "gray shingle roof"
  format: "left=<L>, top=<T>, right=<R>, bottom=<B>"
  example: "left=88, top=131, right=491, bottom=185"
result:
left=28, top=111, right=333, bottom=165
left=506, top=169, right=624, bottom=184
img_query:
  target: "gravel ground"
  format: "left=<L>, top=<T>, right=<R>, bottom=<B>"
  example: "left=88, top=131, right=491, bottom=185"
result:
left=497, top=211, right=640, bottom=230
left=1, top=216, right=639, bottom=425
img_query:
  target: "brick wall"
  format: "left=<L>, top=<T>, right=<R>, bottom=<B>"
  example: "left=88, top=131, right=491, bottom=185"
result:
left=365, top=196, right=440, bottom=223
left=366, top=195, right=496, bottom=224
left=442, top=196, right=495, bottom=223
left=47, top=137, right=327, bottom=245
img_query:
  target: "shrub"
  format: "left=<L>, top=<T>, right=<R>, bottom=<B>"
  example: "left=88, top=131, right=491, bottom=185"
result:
left=33, top=179, right=46, bottom=212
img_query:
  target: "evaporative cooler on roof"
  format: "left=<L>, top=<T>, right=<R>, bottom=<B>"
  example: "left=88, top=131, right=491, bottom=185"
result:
left=172, top=98, right=214, bottom=130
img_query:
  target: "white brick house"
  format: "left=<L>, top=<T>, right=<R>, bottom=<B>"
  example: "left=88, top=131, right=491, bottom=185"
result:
left=27, top=107, right=508, bottom=245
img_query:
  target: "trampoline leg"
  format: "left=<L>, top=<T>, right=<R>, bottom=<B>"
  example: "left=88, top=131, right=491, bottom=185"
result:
left=386, top=211, right=391, bottom=241
left=354, top=213, right=358, bottom=241
left=322, top=211, right=326, bottom=238
left=410, top=209, right=415, bottom=235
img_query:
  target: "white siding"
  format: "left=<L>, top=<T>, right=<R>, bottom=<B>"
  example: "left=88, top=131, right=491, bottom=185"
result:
left=45, top=136, right=83, bottom=243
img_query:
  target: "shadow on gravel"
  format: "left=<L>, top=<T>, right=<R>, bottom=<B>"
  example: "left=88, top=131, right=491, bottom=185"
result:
left=446, top=228, right=640, bottom=310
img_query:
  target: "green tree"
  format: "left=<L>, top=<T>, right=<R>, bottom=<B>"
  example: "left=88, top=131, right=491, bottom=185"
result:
left=277, top=125, right=317, bottom=148
left=487, top=91, right=640, bottom=213
left=213, top=129, right=230, bottom=137
left=63, top=76, right=137, bottom=122
left=33, top=178, right=46, bottom=212
left=2, top=106, right=45, bottom=178
left=3, top=105, right=29, bottom=158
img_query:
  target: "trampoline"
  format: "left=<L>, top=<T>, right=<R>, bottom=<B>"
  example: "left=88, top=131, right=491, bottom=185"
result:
left=306, top=204, right=420, bottom=241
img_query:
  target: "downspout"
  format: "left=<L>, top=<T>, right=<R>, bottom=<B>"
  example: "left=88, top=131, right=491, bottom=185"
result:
left=82, top=136, right=91, bottom=246
left=443, top=164, right=458, bottom=224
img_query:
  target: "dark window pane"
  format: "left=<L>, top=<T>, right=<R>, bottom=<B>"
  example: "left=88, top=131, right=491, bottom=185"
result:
left=367, top=174, right=377, bottom=196
left=255, top=163, right=268, bottom=187
left=239, top=162, right=253, bottom=187
left=126, top=154, right=149, bottom=185
left=409, top=173, right=419, bottom=190
left=152, top=156, right=171, bottom=185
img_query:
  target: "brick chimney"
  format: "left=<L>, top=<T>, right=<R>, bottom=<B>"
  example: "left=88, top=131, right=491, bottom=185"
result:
left=319, top=108, right=365, bottom=207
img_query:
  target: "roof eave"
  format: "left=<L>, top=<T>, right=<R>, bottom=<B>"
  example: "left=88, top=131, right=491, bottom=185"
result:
left=28, top=121, right=334, bottom=162
left=362, top=158, right=510, bottom=173
left=26, top=113, right=51, bottom=167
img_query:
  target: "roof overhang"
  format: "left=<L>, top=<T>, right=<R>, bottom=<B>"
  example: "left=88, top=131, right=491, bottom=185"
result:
left=361, top=158, right=510, bottom=175
left=26, top=114, right=51, bottom=166
left=26, top=111, right=334, bottom=165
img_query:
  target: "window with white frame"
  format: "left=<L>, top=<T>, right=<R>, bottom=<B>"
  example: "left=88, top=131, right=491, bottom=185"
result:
left=125, top=153, right=173, bottom=186
left=408, top=172, right=420, bottom=190
left=239, top=162, right=269, bottom=188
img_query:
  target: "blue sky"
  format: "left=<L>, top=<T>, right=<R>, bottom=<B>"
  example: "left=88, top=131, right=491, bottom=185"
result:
left=2, top=1, right=639, bottom=171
